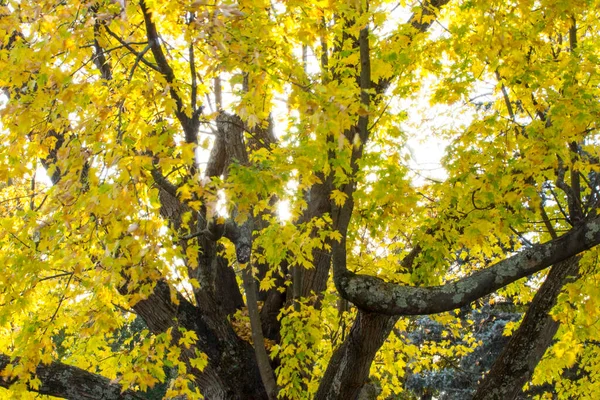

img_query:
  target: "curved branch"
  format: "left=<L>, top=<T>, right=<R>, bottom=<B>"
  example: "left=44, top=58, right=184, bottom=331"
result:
left=334, top=215, right=600, bottom=315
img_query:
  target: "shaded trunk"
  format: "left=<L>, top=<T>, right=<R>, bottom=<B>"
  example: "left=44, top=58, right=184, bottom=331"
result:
left=472, top=256, right=580, bottom=400
left=242, top=266, right=279, bottom=399
left=315, top=312, right=398, bottom=400
left=301, top=177, right=334, bottom=298
left=129, top=280, right=267, bottom=399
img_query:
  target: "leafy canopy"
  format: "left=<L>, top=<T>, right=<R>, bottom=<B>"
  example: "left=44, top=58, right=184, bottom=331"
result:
left=0, top=0, right=599, bottom=399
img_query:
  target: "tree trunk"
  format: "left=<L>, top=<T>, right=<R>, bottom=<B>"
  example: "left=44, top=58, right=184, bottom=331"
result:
left=472, top=256, right=580, bottom=400
left=315, top=312, right=399, bottom=400
left=129, top=280, right=268, bottom=399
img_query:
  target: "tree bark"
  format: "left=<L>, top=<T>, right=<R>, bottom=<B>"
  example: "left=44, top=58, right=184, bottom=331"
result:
left=127, top=280, right=267, bottom=399
left=315, top=312, right=398, bottom=400
left=472, top=256, right=581, bottom=400
left=333, top=215, right=600, bottom=315
left=0, top=355, right=145, bottom=400
left=300, top=177, right=334, bottom=298
left=6, top=2, right=595, bottom=400
left=242, top=266, right=279, bottom=399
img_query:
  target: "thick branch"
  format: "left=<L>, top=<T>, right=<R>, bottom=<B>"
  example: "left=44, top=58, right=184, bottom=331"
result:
left=334, top=215, right=600, bottom=315
left=241, top=266, right=278, bottom=400
left=93, top=22, right=113, bottom=80
left=357, top=25, right=371, bottom=145
left=0, top=354, right=145, bottom=400
left=139, top=0, right=175, bottom=82
left=315, top=238, right=425, bottom=398
left=213, top=111, right=278, bottom=395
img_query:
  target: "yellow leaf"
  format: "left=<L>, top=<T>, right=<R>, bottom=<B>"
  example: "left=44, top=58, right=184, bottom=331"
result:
left=330, top=190, right=348, bottom=207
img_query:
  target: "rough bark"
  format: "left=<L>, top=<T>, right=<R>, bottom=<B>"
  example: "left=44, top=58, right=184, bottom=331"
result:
left=221, top=112, right=280, bottom=398
left=315, top=312, right=398, bottom=400
left=472, top=256, right=581, bottom=400
left=314, top=243, right=426, bottom=398
left=300, top=177, right=334, bottom=298
left=130, top=280, right=267, bottom=399
left=260, top=268, right=287, bottom=341
left=333, top=215, right=600, bottom=315
left=10, top=1, right=594, bottom=400
left=0, top=355, right=145, bottom=400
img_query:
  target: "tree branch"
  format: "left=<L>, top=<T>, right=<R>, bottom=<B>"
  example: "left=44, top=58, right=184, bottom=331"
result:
left=92, top=14, right=113, bottom=80
left=556, top=155, right=584, bottom=224
left=0, top=354, right=145, bottom=400
left=139, top=0, right=200, bottom=144
left=122, top=280, right=265, bottom=398
left=241, top=264, right=279, bottom=399
left=138, top=0, right=175, bottom=81
left=314, top=312, right=398, bottom=400
left=409, top=0, right=452, bottom=33
left=334, top=215, right=600, bottom=315
left=103, top=25, right=160, bottom=73
left=376, top=0, right=451, bottom=92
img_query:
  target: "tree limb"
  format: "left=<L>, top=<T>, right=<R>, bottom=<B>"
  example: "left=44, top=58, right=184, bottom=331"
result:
left=123, top=280, right=265, bottom=398
left=102, top=25, right=160, bottom=73
left=0, top=354, right=145, bottom=400
left=314, top=312, right=398, bottom=400
left=241, top=264, right=279, bottom=400
left=139, top=0, right=200, bottom=144
left=333, top=215, right=600, bottom=315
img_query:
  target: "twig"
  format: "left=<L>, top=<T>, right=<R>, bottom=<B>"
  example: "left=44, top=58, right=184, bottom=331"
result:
left=128, top=43, right=152, bottom=81
left=103, top=26, right=160, bottom=72
left=42, top=273, right=74, bottom=335
left=38, top=272, right=75, bottom=282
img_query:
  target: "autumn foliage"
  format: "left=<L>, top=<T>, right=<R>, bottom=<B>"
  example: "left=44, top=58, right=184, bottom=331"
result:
left=0, top=0, right=600, bottom=399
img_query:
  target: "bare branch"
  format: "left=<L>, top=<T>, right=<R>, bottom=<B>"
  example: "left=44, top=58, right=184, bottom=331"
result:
left=128, top=43, right=152, bottom=81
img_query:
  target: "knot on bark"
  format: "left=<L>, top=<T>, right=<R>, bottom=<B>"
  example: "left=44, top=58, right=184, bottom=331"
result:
left=236, top=244, right=251, bottom=264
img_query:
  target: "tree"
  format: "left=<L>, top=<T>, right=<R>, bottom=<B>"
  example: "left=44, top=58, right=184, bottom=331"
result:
left=0, top=0, right=599, bottom=399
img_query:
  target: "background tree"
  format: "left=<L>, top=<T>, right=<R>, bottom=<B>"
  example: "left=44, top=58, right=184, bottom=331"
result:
left=0, top=0, right=599, bottom=399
